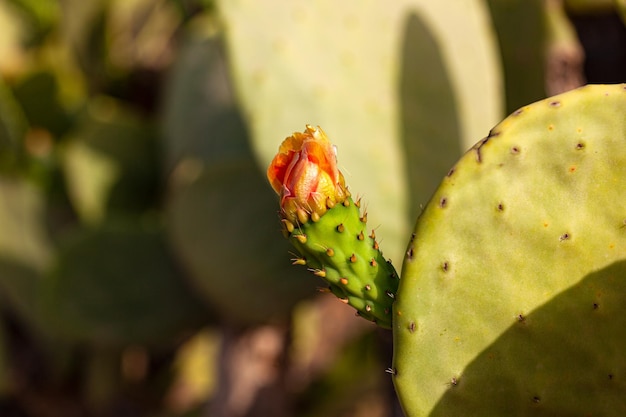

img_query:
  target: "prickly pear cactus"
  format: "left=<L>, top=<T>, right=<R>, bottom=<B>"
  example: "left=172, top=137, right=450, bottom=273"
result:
left=485, top=0, right=547, bottom=112
left=268, top=125, right=399, bottom=328
left=218, top=0, right=503, bottom=264
left=165, top=31, right=317, bottom=325
left=393, top=84, right=626, bottom=416
left=287, top=194, right=399, bottom=328
left=41, top=222, right=207, bottom=347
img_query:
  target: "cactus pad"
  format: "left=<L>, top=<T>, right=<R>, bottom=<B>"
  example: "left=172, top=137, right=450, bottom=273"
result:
left=42, top=223, right=207, bottom=347
left=393, top=84, right=626, bottom=416
left=218, top=0, right=503, bottom=264
left=287, top=196, right=399, bottom=328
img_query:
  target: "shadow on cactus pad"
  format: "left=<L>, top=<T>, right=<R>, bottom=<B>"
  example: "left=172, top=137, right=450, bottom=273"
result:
left=430, top=259, right=626, bottom=416
left=162, top=32, right=316, bottom=325
left=167, top=159, right=317, bottom=325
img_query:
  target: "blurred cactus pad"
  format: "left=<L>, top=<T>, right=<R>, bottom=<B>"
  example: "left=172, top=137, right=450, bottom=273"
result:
left=393, top=84, right=626, bottom=416
left=218, top=0, right=504, bottom=265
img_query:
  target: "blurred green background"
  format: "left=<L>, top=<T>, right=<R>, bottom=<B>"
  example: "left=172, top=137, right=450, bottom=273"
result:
left=0, top=0, right=623, bottom=416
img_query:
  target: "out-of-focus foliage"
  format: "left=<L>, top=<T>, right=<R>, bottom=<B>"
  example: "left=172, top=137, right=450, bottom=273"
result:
left=0, top=0, right=223, bottom=414
left=0, top=0, right=623, bottom=416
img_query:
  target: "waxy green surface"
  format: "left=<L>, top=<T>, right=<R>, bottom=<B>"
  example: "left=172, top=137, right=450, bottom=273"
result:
left=288, top=197, right=399, bottom=328
left=393, top=84, right=626, bottom=416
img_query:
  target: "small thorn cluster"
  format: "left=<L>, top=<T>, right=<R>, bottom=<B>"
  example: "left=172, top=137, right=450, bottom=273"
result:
left=280, top=187, right=352, bottom=234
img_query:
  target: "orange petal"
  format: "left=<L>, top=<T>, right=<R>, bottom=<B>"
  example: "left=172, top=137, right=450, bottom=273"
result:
left=267, top=152, right=294, bottom=195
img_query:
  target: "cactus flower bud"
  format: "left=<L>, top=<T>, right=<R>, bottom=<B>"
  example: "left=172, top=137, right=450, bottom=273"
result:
left=268, top=125, right=398, bottom=329
left=267, top=125, right=349, bottom=223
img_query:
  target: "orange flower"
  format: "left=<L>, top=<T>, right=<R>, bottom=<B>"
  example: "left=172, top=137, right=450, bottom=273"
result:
left=267, top=125, right=348, bottom=223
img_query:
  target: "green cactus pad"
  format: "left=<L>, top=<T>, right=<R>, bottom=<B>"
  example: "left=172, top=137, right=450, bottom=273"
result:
left=486, top=0, right=546, bottom=113
left=42, top=222, right=208, bottom=347
left=165, top=32, right=317, bottom=325
left=393, top=84, right=626, bottom=416
left=288, top=197, right=399, bottom=328
left=218, top=0, right=503, bottom=264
